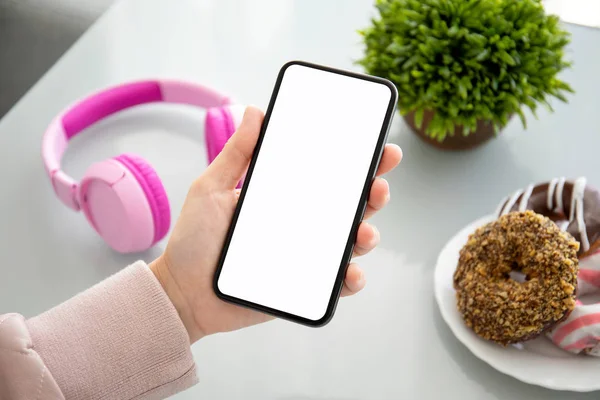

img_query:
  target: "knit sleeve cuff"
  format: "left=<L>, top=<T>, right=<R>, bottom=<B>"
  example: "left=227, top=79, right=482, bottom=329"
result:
left=26, top=261, right=198, bottom=400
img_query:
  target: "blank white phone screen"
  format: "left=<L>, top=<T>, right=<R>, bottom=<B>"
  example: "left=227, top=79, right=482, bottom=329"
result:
left=217, top=63, right=393, bottom=321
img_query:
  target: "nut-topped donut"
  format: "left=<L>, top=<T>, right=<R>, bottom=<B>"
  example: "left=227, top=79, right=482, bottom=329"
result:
left=493, top=179, right=600, bottom=355
left=495, top=177, right=600, bottom=257
left=453, top=211, right=579, bottom=345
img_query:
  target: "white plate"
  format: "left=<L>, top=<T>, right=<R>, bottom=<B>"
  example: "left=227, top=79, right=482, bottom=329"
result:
left=434, top=215, right=600, bottom=392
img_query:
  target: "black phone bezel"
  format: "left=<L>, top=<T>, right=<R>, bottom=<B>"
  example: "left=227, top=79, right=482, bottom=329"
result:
left=213, top=60, right=398, bottom=327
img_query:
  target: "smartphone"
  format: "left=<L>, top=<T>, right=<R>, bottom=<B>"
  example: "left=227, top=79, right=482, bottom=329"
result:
left=213, top=60, right=397, bottom=326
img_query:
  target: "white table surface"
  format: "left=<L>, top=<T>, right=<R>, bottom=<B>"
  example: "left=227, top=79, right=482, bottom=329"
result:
left=1, top=0, right=600, bottom=398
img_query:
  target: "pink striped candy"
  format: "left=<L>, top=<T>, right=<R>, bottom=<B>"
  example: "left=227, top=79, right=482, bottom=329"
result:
left=546, top=250, right=600, bottom=356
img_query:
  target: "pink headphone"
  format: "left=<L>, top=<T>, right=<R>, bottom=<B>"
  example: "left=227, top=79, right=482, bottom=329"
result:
left=42, top=79, right=245, bottom=253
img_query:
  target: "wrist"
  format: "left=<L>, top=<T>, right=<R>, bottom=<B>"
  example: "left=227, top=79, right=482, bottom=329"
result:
left=149, top=255, right=204, bottom=343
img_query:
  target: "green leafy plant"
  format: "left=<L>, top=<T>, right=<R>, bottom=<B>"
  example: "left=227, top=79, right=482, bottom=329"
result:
left=357, top=0, right=574, bottom=142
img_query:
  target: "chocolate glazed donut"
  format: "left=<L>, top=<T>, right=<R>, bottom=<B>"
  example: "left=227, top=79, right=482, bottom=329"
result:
left=495, top=177, right=600, bottom=257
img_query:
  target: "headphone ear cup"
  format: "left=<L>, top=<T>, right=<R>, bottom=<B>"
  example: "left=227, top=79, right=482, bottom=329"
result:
left=205, top=105, right=246, bottom=188
left=79, top=155, right=170, bottom=253
left=113, top=154, right=171, bottom=244
left=205, top=104, right=245, bottom=164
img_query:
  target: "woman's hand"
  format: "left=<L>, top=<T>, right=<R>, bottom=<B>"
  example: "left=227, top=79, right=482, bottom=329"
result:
left=150, top=106, right=402, bottom=343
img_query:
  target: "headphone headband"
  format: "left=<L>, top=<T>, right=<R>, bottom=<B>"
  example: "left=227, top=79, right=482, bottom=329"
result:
left=42, top=79, right=231, bottom=211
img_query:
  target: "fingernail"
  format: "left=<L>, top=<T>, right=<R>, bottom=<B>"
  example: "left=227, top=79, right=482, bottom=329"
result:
left=371, top=225, right=380, bottom=246
left=358, top=270, right=366, bottom=287
left=381, top=179, right=390, bottom=201
left=242, top=107, right=251, bottom=122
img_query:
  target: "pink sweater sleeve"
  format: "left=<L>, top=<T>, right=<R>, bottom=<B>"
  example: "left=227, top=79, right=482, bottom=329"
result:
left=0, top=261, right=198, bottom=399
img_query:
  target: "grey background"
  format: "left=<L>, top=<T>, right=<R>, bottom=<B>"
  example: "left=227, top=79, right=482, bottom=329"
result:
left=0, top=0, right=113, bottom=117
left=0, top=0, right=599, bottom=398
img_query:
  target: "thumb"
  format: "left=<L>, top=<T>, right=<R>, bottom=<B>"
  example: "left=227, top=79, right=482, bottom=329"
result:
left=205, top=106, right=264, bottom=189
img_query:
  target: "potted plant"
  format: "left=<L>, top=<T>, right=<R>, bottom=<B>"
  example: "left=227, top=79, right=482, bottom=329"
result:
left=357, top=0, right=574, bottom=150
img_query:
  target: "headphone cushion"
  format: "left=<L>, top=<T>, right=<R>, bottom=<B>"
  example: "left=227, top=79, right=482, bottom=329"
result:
left=205, top=105, right=246, bottom=188
left=205, top=106, right=235, bottom=164
left=114, top=154, right=170, bottom=244
left=205, top=104, right=246, bottom=162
